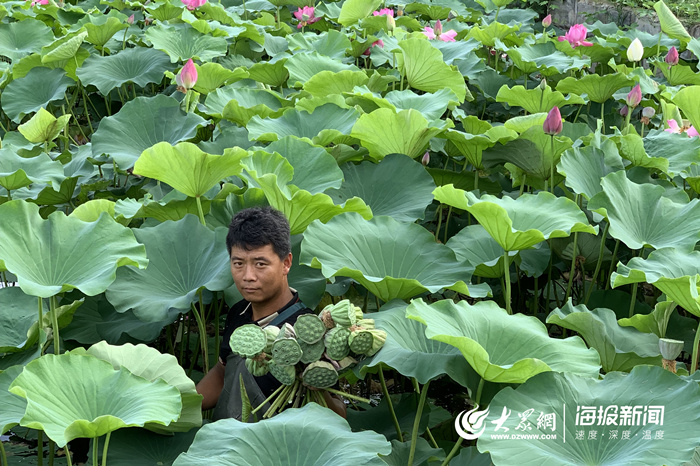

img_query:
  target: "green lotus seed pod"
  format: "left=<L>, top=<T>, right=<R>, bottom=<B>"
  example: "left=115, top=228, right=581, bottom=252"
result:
left=263, top=325, right=280, bottom=353
left=230, top=324, right=267, bottom=357
left=302, top=361, right=338, bottom=389
left=365, top=328, right=387, bottom=356
left=271, top=337, right=303, bottom=365
left=276, top=322, right=296, bottom=339
left=352, top=304, right=364, bottom=322
left=245, top=357, right=270, bottom=377
left=321, top=299, right=356, bottom=328
left=349, top=329, right=373, bottom=354
left=356, top=318, right=375, bottom=330
left=324, top=327, right=350, bottom=360
left=659, top=338, right=684, bottom=360
left=294, top=314, right=326, bottom=344
left=268, top=361, right=296, bottom=385
left=299, top=339, right=326, bottom=364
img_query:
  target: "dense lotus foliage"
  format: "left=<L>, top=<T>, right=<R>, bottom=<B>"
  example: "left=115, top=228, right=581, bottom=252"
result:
left=2, top=0, right=700, bottom=464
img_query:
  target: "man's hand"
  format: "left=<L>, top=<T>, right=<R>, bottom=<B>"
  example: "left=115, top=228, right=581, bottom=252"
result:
left=322, top=391, right=347, bottom=418
left=196, top=360, right=225, bottom=410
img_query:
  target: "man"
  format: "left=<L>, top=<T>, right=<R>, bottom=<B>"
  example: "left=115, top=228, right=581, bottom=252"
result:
left=196, top=206, right=346, bottom=420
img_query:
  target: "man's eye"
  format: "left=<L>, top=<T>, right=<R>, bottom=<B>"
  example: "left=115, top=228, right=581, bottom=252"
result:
left=256, top=262, right=266, bottom=267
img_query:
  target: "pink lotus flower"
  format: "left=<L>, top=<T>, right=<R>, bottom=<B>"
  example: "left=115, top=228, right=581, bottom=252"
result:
left=127, top=14, right=135, bottom=25
left=626, top=84, right=642, bottom=108
left=423, top=20, right=457, bottom=42
left=666, top=119, right=698, bottom=137
left=665, top=46, right=679, bottom=66
left=181, top=0, right=206, bottom=10
left=542, top=14, right=552, bottom=27
left=373, top=8, right=394, bottom=17
left=543, top=107, right=563, bottom=135
left=294, top=6, right=320, bottom=28
left=176, top=59, right=198, bottom=92
left=30, top=0, right=49, bottom=6
left=557, top=24, right=593, bottom=48
left=362, top=39, right=384, bottom=56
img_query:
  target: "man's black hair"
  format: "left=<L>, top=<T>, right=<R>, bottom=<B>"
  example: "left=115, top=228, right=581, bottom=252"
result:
left=226, top=206, right=291, bottom=260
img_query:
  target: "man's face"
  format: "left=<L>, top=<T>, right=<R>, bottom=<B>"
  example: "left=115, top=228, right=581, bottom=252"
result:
left=230, top=244, right=292, bottom=305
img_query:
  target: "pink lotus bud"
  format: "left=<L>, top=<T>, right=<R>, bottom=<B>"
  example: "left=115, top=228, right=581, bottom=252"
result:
left=434, top=20, right=443, bottom=36
left=422, top=152, right=430, bottom=166
left=665, top=46, right=679, bottom=66
left=127, top=14, right=135, bottom=25
left=626, top=84, right=642, bottom=108
left=619, top=105, right=628, bottom=117
left=176, top=58, right=198, bottom=91
left=542, top=14, right=552, bottom=27
left=642, top=107, right=655, bottom=119
left=543, top=106, right=563, bottom=135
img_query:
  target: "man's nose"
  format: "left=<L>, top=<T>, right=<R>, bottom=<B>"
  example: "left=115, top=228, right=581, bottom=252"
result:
left=242, top=264, right=256, bottom=281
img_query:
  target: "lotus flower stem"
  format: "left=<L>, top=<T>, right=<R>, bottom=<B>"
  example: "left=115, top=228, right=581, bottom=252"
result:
left=250, top=383, right=287, bottom=416
left=407, top=379, right=431, bottom=466
left=584, top=221, right=610, bottom=305
left=600, top=103, right=605, bottom=134
left=50, top=295, right=60, bottom=355
left=65, top=448, right=72, bottom=466
left=503, top=250, right=512, bottom=314
left=324, top=387, right=371, bottom=404
left=425, top=427, right=439, bottom=449
left=101, top=432, right=111, bottom=466
left=190, top=300, right=209, bottom=374
left=1, top=442, right=8, bottom=466
left=92, top=436, right=98, bottom=466
left=195, top=196, right=206, bottom=226
left=434, top=205, right=444, bottom=241
left=549, top=135, right=555, bottom=193
left=605, top=239, right=620, bottom=290
left=441, top=438, right=464, bottom=466
left=379, top=367, right=404, bottom=441
left=49, top=440, right=54, bottom=465
left=444, top=206, right=453, bottom=243
left=691, top=319, right=700, bottom=374
left=533, top=276, right=539, bottom=315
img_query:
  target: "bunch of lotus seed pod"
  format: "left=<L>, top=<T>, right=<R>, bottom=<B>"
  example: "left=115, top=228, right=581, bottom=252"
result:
left=229, top=299, right=387, bottom=418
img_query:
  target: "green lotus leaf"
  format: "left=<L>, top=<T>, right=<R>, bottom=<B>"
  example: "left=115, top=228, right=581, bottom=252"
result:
left=145, top=23, right=227, bottom=62
left=41, top=30, right=87, bottom=64
left=654, top=0, right=691, bottom=44
left=9, top=353, right=182, bottom=447
left=381, top=438, right=445, bottom=466
left=611, top=248, right=700, bottom=318
left=0, top=366, right=26, bottom=435
left=612, top=132, right=668, bottom=172
left=433, top=186, right=597, bottom=251
left=220, top=88, right=286, bottom=126
left=12, top=176, right=79, bottom=206
left=398, top=38, right=468, bottom=102
left=356, top=302, right=477, bottom=387
left=114, top=196, right=211, bottom=223
left=82, top=15, right=128, bottom=47
left=1, top=67, right=74, bottom=123
left=266, top=136, right=343, bottom=194
left=351, top=108, right=451, bottom=161
left=588, top=171, right=700, bottom=251
left=18, top=108, right=70, bottom=144
left=557, top=144, right=625, bottom=200
left=0, top=200, right=147, bottom=298
left=482, top=126, right=572, bottom=182
left=0, top=19, right=54, bottom=63
left=62, top=293, right=168, bottom=345
left=327, top=153, right=435, bottom=222
left=303, top=70, right=369, bottom=97
left=503, top=113, right=547, bottom=133
left=643, top=128, right=700, bottom=177
left=90, top=427, right=198, bottom=466
left=655, top=60, right=700, bottom=86
left=172, top=403, right=391, bottom=465
left=76, top=47, right=173, bottom=95
left=134, top=142, right=246, bottom=199
left=337, top=0, right=382, bottom=26
left=446, top=225, right=516, bottom=279
left=246, top=103, right=360, bottom=147
left=91, top=95, right=207, bottom=169
left=406, top=298, right=601, bottom=383
left=0, top=149, right=64, bottom=193
left=300, top=213, right=489, bottom=302
left=204, top=85, right=273, bottom=119
left=192, top=62, right=249, bottom=95
left=506, top=42, right=579, bottom=76
left=247, top=60, right=289, bottom=87
left=556, top=73, right=635, bottom=103
left=78, top=341, right=201, bottom=433
left=106, top=215, right=232, bottom=322
left=618, top=301, right=695, bottom=354
left=467, top=22, right=521, bottom=48
left=239, top=151, right=372, bottom=234
left=672, top=85, right=700, bottom=131
left=477, top=365, right=700, bottom=465
left=546, top=300, right=661, bottom=373
left=0, top=287, right=43, bottom=353
left=69, top=200, right=129, bottom=226
left=284, top=52, right=359, bottom=88
left=384, top=88, right=459, bottom=121
left=496, top=85, right=585, bottom=113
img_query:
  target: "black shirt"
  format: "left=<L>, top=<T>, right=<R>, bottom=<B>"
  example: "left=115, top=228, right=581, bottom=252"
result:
left=219, top=291, right=312, bottom=397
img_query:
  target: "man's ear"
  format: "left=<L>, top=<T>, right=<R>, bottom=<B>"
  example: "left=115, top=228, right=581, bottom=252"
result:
left=283, top=253, right=292, bottom=274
